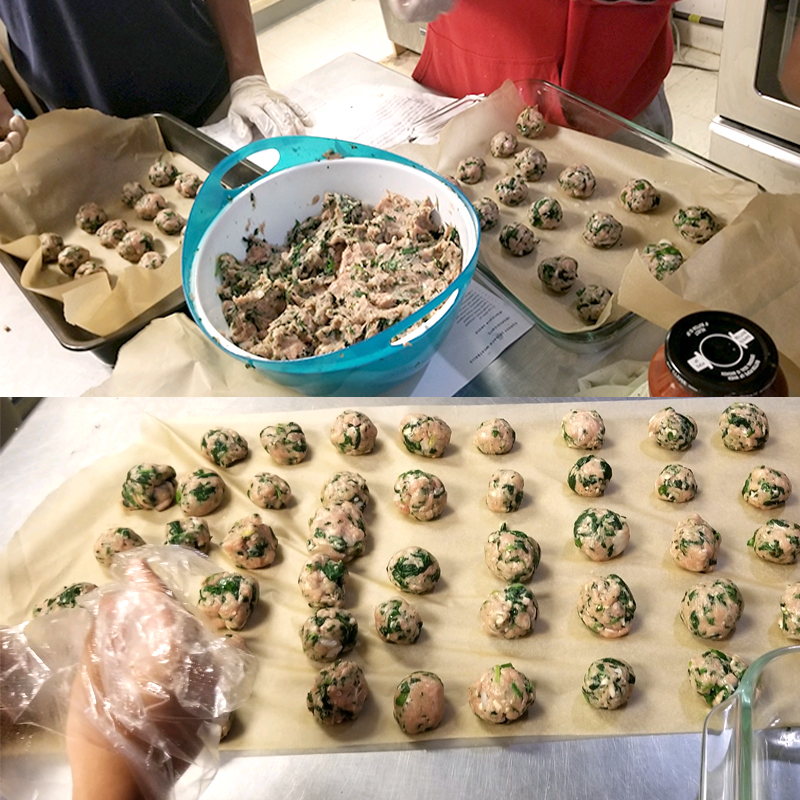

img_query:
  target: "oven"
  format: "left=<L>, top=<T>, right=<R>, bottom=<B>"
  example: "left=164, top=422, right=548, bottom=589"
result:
left=710, top=0, right=800, bottom=192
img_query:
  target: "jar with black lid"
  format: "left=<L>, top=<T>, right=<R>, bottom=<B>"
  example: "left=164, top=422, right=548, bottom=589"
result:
left=648, top=310, right=789, bottom=397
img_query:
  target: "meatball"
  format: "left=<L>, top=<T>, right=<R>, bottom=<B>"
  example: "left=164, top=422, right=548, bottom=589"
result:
left=198, top=572, right=259, bottom=631
left=393, top=671, right=445, bottom=735
left=687, top=649, right=748, bottom=706
left=223, top=514, right=278, bottom=569
left=117, top=230, right=154, bottom=263
left=558, top=164, right=596, bottom=198
left=200, top=427, right=248, bottom=467
left=779, top=582, right=800, bottom=640
left=568, top=455, right=612, bottom=497
left=307, top=502, right=366, bottom=562
left=747, top=519, right=800, bottom=564
left=176, top=468, right=225, bottom=516
left=174, top=172, right=203, bottom=198
left=247, top=472, right=292, bottom=510
left=490, top=130, right=518, bottom=158
left=97, top=218, right=128, bottom=248
left=306, top=660, right=368, bottom=724
left=134, top=192, right=167, bottom=221
left=39, top=232, right=64, bottom=262
left=680, top=578, right=744, bottom=640
left=742, top=466, right=792, bottom=509
left=121, top=463, right=177, bottom=511
left=480, top=583, right=539, bottom=639
left=32, top=582, right=97, bottom=617
left=321, top=470, right=370, bottom=511
left=387, top=547, right=440, bottom=594
left=562, top=409, right=605, bottom=450
left=399, top=413, right=451, bottom=458
left=619, top=178, right=660, bottom=213
left=577, top=574, right=636, bottom=638
left=93, top=527, right=145, bottom=566
left=374, top=597, right=423, bottom=644
left=516, top=105, right=546, bottom=138
left=74, top=260, right=107, bottom=279
left=528, top=197, right=562, bottom=231
left=164, top=517, right=211, bottom=553
left=474, top=417, right=516, bottom=455
left=330, top=410, right=378, bottom=455
left=484, top=523, right=540, bottom=583
left=299, top=552, right=349, bottom=608
left=655, top=464, right=698, bottom=503
left=673, top=205, right=721, bottom=243
left=467, top=663, right=535, bottom=724
left=573, top=508, right=630, bottom=561
left=121, top=181, right=147, bottom=207
left=139, top=251, right=166, bottom=270
left=670, top=515, right=720, bottom=573
left=456, top=156, right=486, bottom=184
left=486, top=469, right=524, bottom=513
left=57, top=245, right=90, bottom=277
left=75, top=202, right=108, bottom=233
left=499, top=222, right=538, bottom=256
left=394, top=470, right=447, bottom=521
left=582, top=658, right=636, bottom=710
left=642, top=240, right=684, bottom=281
left=648, top=407, right=698, bottom=451
left=576, top=284, right=612, bottom=324
left=473, top=197, right=500, bottom=230
left=154, top=208, right=186, bottom=236
left=538, top=255, right=578, bottom=294
left=583, top=212, right=623, bottom=248
left=260, top=421, right=308, bottom=465
left=719, top=402, right=769, bottom=451
left=149, top=159, right=179, bottom=187
left=494, top=175, right=529, bottom=206
left=300, top=607, right=359, bottom=662
left=514, top=146, right=547, bottom=181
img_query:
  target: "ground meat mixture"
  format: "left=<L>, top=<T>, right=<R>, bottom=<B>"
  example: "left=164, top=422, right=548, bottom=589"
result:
left=562, top=409, right=605, bottom=450
left=393, top=671, right=445, bottom=734
left=529, top=196, right=563, bottom=229
left=474, top=417, right=516, bottom=454
left=216, top=191, right=462, bottom=360
left=117, top=230, right=154, bottom=263
left=94, top=527, right=145, bottom=566
left=486, top=469, right=524, bottom=513
left=386, top=546, right=441, bottom=594
left=394, top=470, right=447, bottom=521
left=32, top=582, right=97, bottom=617
left=320, top=470, right=370, bottom=511
left=139, top=251, right=166, bottom=270
left=149, top=159, right=179, bottom=187
left=680, top=578, right=743, bottom=640
left=673, top=205, right=721, bottom=243
left=330, top=409, right=377, bottom=455
left=301, top=607, right=359, bottom=661
left=121, top=181, right=147, bottom=207
left=490, top=131, right=518, bottom=158
left=223, top=513, right=278, bottom=569
left=480, top=583, right=539, bottom=639
left=558, top=164, right=596, bottom=198
left=655, top=464, right=698, bottom=503
left=299, top=552, right=349, bottom=608
left=494, top=176, right=529, bottom=206
left=134, top=192, right=167, bottom=221
left=174, top=172, right=203, bottom=198
left=648, top=407, right=697, bottom=451
left=457, top=156, right=486, bottom=184
left=260, top=421, right=308, bottom=465
left=484, top=523, right=540, bottom=582
left=719, top=402, right=769, bottom=451
left=374, top=596, right=423, bottom=644
left=742, top=466, right=792, bottom=509
left=177, top=468, right=225, bottom=516
left=670, top=514, right=720, bottom=573
left=74, top=261, right=107, bottom=279
left=198, top=572, right=259, bottom=631
left=248, top=472, right=292, bottom=509
left=201, top=427, right=249, bottom=467
left=619, top=178, right=660, bottom=213
left=572, top=508, right=630, bottom=561
left=306, top=659, right=368, bottom=724
left=467, top=663, right=535, bottom=724
left=576, top=284, right=612, bottom=324
left=399, top=413, right=451, bottom=458
left=155, top=208, right=186, bottom=236
left=642, top=240, right=684, bottom=281
left=514, top=147, right=547, bottom=181
left=582, top=658, right=636, bottom=710
left=307, top=501, right=366, bottom=562
left=577, top=574, right=636, bottom=638
left=121, top=463, right=176, bottom=511
left=687, top=649, right=747, bottom=706
left=568, top=455, right=612, bottom=497
left=164, top=517, right=211, bottom=553
left=538, top=255, right=578, bottom=294
left=75, top=202, right=108, bottom=234
left=516, top=105, right=546, bottom=138
left=97, top=219, right=129, bottom=248
left=472, top=197, right=500, bottom=230
left=747, top=519, right=800, bottom=564
left=583, top=212, right=623, bottom=248
left=780, top=582, right=800, bottom=639
left=57, top=245, right=90, bottom=277
left=499, top=222, right=538, bottom=256
left=40, top=232, right=64, bottom=262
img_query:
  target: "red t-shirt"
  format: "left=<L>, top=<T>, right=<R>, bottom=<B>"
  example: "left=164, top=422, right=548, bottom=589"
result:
left=412, top=0, right=677, bottom=121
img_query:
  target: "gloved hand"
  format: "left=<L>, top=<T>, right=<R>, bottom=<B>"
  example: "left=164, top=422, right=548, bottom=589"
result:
left=227, top=75, right=311, bottom=142
left=387, top=0, right=456, bottom=23
left=0, top=91, right=28, bottom=165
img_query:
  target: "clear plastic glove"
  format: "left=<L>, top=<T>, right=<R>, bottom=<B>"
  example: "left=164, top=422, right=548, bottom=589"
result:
left=0, top=107, right=28, bottom=165
left=227, top=75, right=311, bottom=142
left=387, top=0, right=456, bottom=23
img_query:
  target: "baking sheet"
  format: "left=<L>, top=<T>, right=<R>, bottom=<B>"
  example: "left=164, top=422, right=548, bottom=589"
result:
left=1, top=400, right=797, bottom=755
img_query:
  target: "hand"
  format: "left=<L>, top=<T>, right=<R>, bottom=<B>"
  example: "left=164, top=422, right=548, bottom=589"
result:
left=0, top=91, right=28, bottom=165
left=386, top=0, right=456, bottom=23
left=227, top=75, right=311, bottom=142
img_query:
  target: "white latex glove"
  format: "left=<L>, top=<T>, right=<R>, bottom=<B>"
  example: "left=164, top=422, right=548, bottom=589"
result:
left=387, top=0, right=456, bottom=23
left=0, top=112, right=28, bottom=165
left=227, top=75, right=311, bottom=142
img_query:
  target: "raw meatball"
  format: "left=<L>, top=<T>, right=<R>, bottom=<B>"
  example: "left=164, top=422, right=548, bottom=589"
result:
left=583, top=211, right=623, bottom=248
left=779, top=582, right=800, bottom=639
left=299, top=552, right=349, bottom=608
left=562, top=409, right=605, bottom=450
left=198, top=572, right=259, bottom=631
left=201, top=427, right=248, bottom=467
left=648, top=407, right=698, bottom=451
left=568, top=455, right=612, bottom=497
left=164, top=517, right=211, bottom=553
left=528, top=196, right=563, bottom=229
left=300, top=607, right=358, bottom=661
left=260, top=421, right=308, bottom=465
left=134, top=191, right=167, bottom=221
left=117, top=229, right=154, bottom=263
left=619, top=178, right=660, bottom=213
left=719, top=402, right=769, bottom=451
left=680, top=577, right=744, bottom=640
left=673, top=206, right=721, bottom=243
left=223, top=513, right=278, bottom=569
left=499, top=222, right=538, bottom=255
left=577, top=574, right=636, bottom=638
left=121, top=463, right=177, bottom=511
left=516, top=105, right=546, bottom=138
left=75, top=202, right=108, bottom=233
left=642, top=239, right=684, bottom=280
left=467, top=663, right=535, bottom=724
left=747, top=518, right=800, bottom=564
left=74, top=260, right=107, bottom=279
left=486, top=469, right=524, bottom=513
left=154, top=208, right=186, bottom=236
left=494, top=175, right=529, bottom=206
left=480, top=583, right=538, bottom=639
left=149, top=159, right=179, bottom=187
left=538, top=255, right=578, bottom=294
left=306, top=660, right=368, bottom=724
left=247, top=472, right=291, bottom=510
left=39, top=232, right=64, bottom=262
left=582, top=658, right=636, bottom=710
left=394, top=470, right=447, bottom=521
left=57, top=245, right=90, bottom=277
left=307, top=502, right=366, bottom=562
left=514, top=147, right=547, bottom=181
left=573, top=508, right=629, bottom=561
left=139, top=251, right=166, bottom=270
left=474, top=417, right=516, bottom=455
left=97, top=218, right=128, bottom=248
left=374, top=596, right=423, bottom=644
left=399, top=413, right=451, bottom=458
left=558, top=164, right=596, bottom=198
left=32, top=582, right=97, bottom=617
left=656, top=464, right=698, bottom=503
left=387, top=546, right=441, bottom=594
left=576, top=284, right=612, bottom=324
left=330, top=409, right=378, bottom=455
left=321, top=470, right=370, bottom=511
left=688, top=649, right=748, bottom=706
left=457, top=156, right=486, bottom=184
left=121, top=181, right=147, bottom=207
left=742, top=466, right=792, bottom=509
left=473, top=197, right=500, bottom=230
left=177, top=468, right=225, bottom=516
left=93, top=527, right=145, bottom=566
left=174, top=172, right=202, bottom=198
left=670, top=514, right=720, bottom=573
left=484, top=522, right=541, bottom=583
left=490, top=130, right=518, bottom=158
left=393, top=671, right=445, bottom=734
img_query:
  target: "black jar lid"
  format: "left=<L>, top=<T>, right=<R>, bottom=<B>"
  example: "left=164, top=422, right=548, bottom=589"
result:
left=664, top=310, right=780, bottom=396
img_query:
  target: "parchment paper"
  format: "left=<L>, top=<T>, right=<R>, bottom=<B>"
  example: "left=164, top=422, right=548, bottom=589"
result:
left=0, top=109, right=207, bottom=337
left=1, top=400, right=797, bottom=756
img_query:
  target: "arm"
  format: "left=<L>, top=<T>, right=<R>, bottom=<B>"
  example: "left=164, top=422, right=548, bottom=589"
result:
left=780, top=22, right=800, bottom=106
left=203, top=0, right=264, bottom=83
